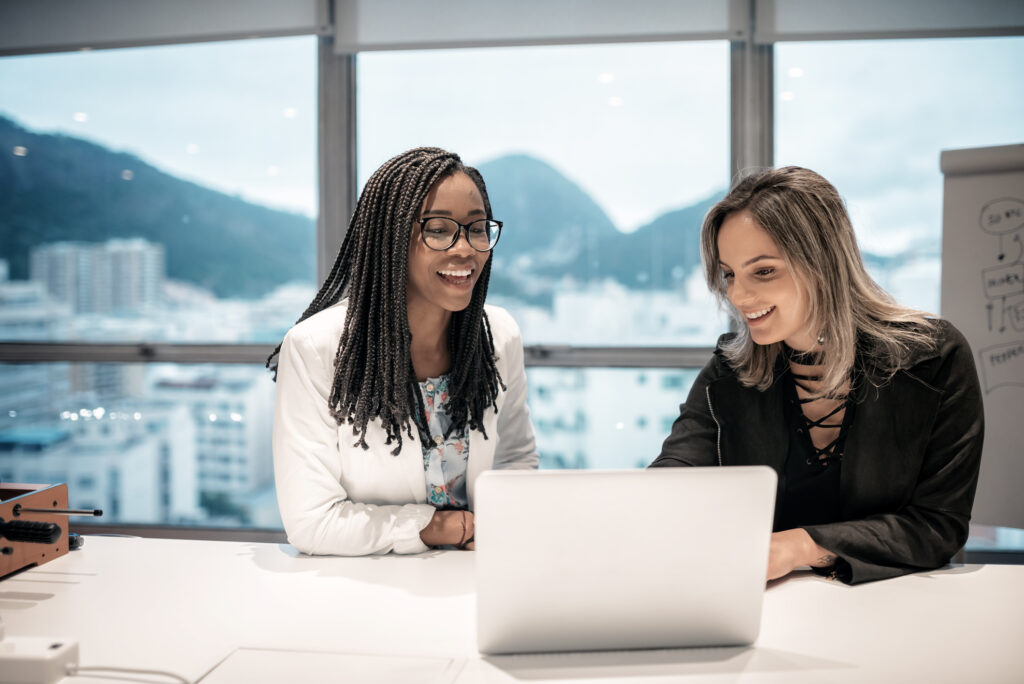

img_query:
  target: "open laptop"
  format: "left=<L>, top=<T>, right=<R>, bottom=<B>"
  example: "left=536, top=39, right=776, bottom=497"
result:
left=474, top=466, right=777, bottom=654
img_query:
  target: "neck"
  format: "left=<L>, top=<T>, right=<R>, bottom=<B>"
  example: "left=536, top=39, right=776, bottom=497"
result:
left=784, top=342, right=824, bottom=367
left=407, top=299, right=452, bottom=380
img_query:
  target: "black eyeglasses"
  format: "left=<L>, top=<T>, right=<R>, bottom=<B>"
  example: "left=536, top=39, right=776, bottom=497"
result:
left=415, top=217, right=503, bottom=252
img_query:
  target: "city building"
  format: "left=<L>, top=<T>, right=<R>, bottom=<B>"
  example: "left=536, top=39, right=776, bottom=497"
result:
left=30, top=238, right=165, bottom=314
left=0, top=400, right=199, bottom=523
left=147, top=366, right=275, bottom=523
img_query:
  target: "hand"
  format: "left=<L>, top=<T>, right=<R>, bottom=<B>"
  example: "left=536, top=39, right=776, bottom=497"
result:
left=419, top=510, right=475, bottom=548
left=767, top=528, right=836, bottom=581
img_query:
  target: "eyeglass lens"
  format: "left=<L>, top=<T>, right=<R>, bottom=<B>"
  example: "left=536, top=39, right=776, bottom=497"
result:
left=421, top=218, right=500, bottom=251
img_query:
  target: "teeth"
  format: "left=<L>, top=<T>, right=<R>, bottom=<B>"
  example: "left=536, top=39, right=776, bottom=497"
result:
left=745, top=306, right=774, bottom=320
left=438, top=268, right=472, bottom=277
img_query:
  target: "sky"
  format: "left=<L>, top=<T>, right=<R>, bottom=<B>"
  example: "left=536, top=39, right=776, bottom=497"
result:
left=0, top=37, right=319, bottom=218
left=0, top=34, right=1021, bottom=247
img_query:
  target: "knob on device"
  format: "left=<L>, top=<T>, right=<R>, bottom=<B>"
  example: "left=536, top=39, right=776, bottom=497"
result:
left=1, top=483, right=72, bottom=579
left=0, top=518, right=62, bottom=545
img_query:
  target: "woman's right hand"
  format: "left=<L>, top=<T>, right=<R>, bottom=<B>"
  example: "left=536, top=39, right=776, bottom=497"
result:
left=419, top=510, right=475, bottom=548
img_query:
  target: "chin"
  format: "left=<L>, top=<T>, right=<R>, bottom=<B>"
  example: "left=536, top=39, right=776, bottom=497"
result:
left=437, top=294, right=474, bottom=313
left=746, top=329, right=782, bottom=347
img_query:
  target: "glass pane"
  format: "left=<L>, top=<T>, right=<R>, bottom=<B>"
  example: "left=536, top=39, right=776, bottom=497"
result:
left=358, top=42, right=731, bottom=346
left=528, top=367, right=697, bottom=470
left=0, top=37, right=318, bottom=343
left=775, top=37, right=1024, bottom=314
left=0, top=363, right=279, bottom=528
left=0, top=364, right=699, bottom=528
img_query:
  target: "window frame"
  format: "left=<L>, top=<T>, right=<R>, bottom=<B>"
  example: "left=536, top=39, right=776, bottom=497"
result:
left=2, top=0, right=1023, bottom=540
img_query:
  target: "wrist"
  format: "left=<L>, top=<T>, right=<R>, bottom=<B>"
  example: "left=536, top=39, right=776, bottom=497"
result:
left=801, top=529, right=836, bottom=567
left=419, top=511, right=444, bottom=547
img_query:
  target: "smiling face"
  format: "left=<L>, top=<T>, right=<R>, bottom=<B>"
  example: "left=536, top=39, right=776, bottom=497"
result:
left=406, top=171, right=491, bottom=320
left=717, top=209, right=818, bottom=351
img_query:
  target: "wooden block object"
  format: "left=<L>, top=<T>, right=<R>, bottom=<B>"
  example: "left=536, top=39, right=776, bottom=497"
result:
left=0, top=483, right=70, bottom=580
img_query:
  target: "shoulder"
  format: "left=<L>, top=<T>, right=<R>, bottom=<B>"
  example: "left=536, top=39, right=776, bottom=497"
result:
left=901, top=318, right=969, bottom=365
left=705, top=332, right=741, bottom=381
left=714, top=332, right=738, bottom=355
left=900, top=318, right=977, bottom=386
left=484, top=304, right=523, bottom=346
left=282, top=300, right=348, bottom=361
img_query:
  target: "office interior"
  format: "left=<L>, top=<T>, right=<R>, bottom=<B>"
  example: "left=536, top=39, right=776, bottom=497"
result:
left=0, top=1, right=1023, bottom=680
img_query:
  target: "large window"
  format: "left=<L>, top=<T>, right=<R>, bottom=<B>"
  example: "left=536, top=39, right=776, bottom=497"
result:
left=775, top=37, right=1024, bottom=314
left=3, top=2, right=1022, bottom=533
left=0, top=37, right=314, bottom=529
left=0, top=362, right=277, bottom=528
left=0, top=37, right=318, bottom=344
left=358, top=41, right=731, bottom=346
left=358, top=42, right=729, bottom=471
left=527, top=368, right=697, bottom=470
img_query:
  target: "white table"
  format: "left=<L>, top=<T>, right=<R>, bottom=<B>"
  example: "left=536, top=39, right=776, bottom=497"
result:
left=2, top=536, right=1023, bottom=683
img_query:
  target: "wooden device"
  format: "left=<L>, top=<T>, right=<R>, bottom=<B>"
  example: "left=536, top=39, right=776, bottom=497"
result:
left=0, top=483, right=70, bottom=580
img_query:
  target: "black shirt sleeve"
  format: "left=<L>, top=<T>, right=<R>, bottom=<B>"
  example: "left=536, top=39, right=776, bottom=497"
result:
left=650, top=354, right=722, bottom=468
left=801, top=321, right=985, bottom=584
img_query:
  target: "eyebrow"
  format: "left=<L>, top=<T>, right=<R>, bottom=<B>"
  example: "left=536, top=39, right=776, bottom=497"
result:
left=420, top=208, right=487, bottom=217
left=719, top=255, right=781, bottom=269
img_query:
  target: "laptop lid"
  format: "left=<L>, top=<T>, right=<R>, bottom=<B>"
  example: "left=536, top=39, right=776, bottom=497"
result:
left=475, top=466, right=777, bottom=654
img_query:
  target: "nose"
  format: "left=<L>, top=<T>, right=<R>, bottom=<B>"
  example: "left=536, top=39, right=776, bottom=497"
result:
left=449, top=226, right=476, bottom=255
left=729, top=276, right=753, bottom=308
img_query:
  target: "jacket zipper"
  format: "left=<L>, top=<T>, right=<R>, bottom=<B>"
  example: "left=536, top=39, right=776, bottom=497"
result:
left=705, top=385, right=723, bottom=467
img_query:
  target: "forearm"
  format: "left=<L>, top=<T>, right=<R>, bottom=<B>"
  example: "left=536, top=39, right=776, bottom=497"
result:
left=282, top=498, right=435, bottom=556
left=767, top=528, right=836, bottom=581
left=799, top=530, right=837, bottom=568
left=802, top=506, right=970, bottom=583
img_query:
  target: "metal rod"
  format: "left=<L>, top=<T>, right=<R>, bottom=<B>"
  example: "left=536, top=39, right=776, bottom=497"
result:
left=13, top=505, right=103, bottom=517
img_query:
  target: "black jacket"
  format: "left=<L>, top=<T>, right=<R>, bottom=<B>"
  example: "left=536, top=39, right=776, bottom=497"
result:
left=651, top=319, right=984, bottom=584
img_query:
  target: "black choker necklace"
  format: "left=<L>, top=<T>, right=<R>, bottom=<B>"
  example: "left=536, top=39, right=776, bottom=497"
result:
left=784, top=343, right=824, bottom=365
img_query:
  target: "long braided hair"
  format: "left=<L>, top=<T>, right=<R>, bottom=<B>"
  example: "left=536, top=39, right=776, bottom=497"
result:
left=267, top=147, right=504, bottom=454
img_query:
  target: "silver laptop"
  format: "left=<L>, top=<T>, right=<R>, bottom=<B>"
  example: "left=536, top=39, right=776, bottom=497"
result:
left=474, top=466, right=777, bottom=654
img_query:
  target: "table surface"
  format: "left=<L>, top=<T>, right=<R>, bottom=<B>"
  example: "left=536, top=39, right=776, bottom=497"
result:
left=2, top=536, right=1023, bottom=683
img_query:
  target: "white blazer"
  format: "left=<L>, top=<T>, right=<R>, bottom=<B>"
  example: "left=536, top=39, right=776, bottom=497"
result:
left=273, top=301, right=538, bottom=556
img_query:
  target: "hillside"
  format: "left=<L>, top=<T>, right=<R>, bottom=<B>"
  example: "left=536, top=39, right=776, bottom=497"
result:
left=0, top=115, right=316, bottom=298
left=0, top=114, right=725, bottom=303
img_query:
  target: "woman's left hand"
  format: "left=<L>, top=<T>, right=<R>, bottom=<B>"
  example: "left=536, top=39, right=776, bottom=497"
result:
left=767, top=528, right=836, bottom=581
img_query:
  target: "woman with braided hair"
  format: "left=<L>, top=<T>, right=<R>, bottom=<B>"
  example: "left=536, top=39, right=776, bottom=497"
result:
left=269, top=147, right=537, bottom=556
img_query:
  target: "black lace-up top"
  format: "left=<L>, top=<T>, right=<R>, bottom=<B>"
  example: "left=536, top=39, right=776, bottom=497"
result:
left=773, top=346, right=857, bottom=532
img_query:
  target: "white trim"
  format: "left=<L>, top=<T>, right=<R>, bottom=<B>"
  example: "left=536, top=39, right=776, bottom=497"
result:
left=332, top=0, right=738, bottom=53
left=0, top=0, right=331, bottom=56
left=756, top=0, right=1024, bottom=44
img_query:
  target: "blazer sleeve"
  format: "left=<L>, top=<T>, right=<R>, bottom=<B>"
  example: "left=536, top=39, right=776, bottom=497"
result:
left=802, top=324, right=985, bottom=584
left=273, top=327, right=435, bottom=556
left=490, top=310, right=539, bottom=470
left=649, top=355, right=722, bottom=468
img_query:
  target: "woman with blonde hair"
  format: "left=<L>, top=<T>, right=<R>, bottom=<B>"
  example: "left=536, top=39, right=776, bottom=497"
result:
left=652, top=166, right=983, bottom=584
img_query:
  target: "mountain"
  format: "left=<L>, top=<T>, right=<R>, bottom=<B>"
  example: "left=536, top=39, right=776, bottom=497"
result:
left=0, top=115, right=315, bottom=299
left=479, top=154, right=718, bottom=294
left=568, top=194, right=718, bottom=290
left=477, top=154, right=619, bottom=270
left=0, top=114, right=720, bottom=304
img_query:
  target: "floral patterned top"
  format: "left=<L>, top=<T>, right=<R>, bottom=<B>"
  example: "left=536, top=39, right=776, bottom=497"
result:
left=418, top=374, right=469, bottom=509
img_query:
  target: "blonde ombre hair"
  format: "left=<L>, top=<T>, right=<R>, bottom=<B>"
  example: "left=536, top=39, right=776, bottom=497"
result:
left=700, top=166, right=937, bottom=397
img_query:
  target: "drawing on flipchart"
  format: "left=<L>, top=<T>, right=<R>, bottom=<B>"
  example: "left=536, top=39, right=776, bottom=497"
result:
left=978, top=197, right=1024, bottom=393
left=980, top=198, right=1024, bottom=334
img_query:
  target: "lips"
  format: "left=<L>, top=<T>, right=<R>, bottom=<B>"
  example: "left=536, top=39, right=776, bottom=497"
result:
left=437, top=266, right=474, bottom=286
left=744, top=305, right=775, bottom=322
